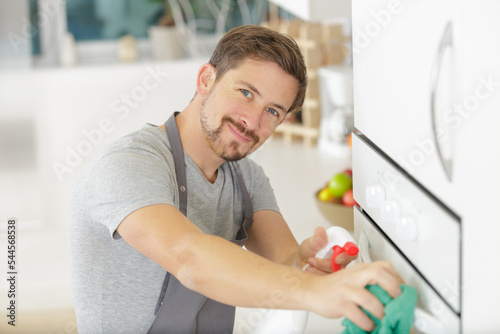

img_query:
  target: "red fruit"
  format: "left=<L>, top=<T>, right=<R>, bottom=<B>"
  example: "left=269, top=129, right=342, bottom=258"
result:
left=343, top=169, right=353, bottom=178
left=342, top=189, right=356, bottom=207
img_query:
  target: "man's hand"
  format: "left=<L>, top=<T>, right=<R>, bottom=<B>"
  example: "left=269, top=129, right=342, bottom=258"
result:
left=305, top=261, right=404, bottom=332
left=298, top=226, right=358, bottom=274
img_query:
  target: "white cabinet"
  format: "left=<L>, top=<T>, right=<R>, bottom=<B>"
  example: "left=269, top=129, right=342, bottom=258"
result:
left=453, top=2, right=500, bottom=332
left=352, top=0, right=461, bottom=215
left=352, top=0, right=500, bottom=332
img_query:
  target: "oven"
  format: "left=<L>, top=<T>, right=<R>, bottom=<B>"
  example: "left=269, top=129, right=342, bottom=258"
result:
left=352, top=132, right=461, bottom=333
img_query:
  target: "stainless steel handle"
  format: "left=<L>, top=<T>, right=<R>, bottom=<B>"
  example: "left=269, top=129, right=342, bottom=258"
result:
left=430, top=22, right=453, bottom=182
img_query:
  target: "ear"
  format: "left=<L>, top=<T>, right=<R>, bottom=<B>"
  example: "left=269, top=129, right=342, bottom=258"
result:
left=196, top=63, right=216, bottom=96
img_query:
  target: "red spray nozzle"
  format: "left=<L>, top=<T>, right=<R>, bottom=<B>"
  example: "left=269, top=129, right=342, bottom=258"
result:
left=331, top=242, right=359, bottom=272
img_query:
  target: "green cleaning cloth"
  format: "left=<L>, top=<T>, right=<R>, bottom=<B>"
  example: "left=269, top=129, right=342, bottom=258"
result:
left=341, top=284, right=418, bottom=334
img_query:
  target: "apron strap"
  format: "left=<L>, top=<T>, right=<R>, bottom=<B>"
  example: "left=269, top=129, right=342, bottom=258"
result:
left=165, top=111, right=188, bottom=216
left=152, top=112, right=188, bottom=316
left=230, top=161, right=254, bottom=244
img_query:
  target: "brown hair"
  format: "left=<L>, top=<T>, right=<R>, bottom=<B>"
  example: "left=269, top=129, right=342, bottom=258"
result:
left=208, top=25, right=307, bottom=114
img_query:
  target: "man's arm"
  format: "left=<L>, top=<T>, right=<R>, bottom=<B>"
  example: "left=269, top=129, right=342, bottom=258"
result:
left=117, top=204, right=307, bottom=308
left=244, top=210, right=301, bottom=267
left=117, top=204, right=402, bottom=332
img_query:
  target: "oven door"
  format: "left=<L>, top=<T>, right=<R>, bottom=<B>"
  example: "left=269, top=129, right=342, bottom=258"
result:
left=352, top=132, right=461, bottom=313
left=354, top=206, right=460, bottom=333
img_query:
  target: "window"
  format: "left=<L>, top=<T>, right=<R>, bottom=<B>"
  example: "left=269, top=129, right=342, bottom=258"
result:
left=24, top=0, right=296, bottom=66
left=66, top=0, right=163, bottom=41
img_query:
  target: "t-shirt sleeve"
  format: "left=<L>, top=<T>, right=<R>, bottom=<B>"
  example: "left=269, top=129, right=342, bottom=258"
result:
left=84, top=137, right=176, bottom=239
left=238, top=159, right=281, bottom=215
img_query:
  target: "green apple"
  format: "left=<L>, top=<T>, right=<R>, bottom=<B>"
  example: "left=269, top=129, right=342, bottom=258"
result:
left=328, top=173, right=353, bottom=198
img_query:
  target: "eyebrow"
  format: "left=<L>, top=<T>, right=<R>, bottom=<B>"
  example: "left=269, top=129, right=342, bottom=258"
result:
left=238, top=80, right=288, bottom=114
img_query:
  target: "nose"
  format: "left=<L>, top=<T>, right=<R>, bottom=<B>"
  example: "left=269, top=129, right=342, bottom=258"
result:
left=239, top=106, right=261, bottom=130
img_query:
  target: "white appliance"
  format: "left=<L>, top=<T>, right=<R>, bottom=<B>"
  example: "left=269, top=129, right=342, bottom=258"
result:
left=351, top=0, right=500, bottom=332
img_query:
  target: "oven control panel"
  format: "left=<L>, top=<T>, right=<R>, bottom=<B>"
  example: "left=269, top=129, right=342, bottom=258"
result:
left=352, top=132, right=461, bottom=314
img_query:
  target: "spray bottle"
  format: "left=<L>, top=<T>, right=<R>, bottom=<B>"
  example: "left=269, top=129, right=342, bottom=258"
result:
left=251, top=226, right=359, bottom=334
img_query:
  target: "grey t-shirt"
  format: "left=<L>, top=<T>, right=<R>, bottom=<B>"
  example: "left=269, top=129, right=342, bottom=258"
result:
left=68, top=124, right=280, bottom=334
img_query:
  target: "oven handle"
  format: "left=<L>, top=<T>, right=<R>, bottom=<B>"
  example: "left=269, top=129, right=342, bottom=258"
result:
left=430, top=21, right=454, bottom=182
left=358, top=230, right=373, bottom=263
left=357, top=231, right=447, bottom=334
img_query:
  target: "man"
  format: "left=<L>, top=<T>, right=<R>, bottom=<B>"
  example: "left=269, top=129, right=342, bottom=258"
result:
left=69, top=25, right=402, bottom=333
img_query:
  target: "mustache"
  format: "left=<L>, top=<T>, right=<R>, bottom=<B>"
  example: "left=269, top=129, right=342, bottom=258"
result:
left=222, top=116, right=259, bottom=144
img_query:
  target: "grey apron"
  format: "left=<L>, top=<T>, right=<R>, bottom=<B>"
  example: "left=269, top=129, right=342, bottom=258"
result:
left=148, top=112, right=253, bottom=334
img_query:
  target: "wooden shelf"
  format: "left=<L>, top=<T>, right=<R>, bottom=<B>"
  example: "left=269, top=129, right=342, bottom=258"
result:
left=262, top=18, right=349, bottom=146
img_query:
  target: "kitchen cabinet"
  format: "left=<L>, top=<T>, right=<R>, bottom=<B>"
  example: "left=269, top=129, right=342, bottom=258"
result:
left=454, top=2, right=500, bottom=332
left=352, top=0, right=461, bottom=215
left=352, top=0, right=500, bottom=332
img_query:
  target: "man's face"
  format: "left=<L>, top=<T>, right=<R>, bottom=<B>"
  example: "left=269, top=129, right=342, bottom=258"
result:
left=199, top=58, right=299, bottom=161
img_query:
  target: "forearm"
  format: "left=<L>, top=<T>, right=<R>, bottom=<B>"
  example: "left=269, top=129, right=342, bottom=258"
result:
left=174, top=233, right=405, bottom=333
left=279, top=246, right=305, bottom=269
left=173, top=233, right=314, bottom=310
left=244, top=210, right=303, bottom=268
left=119, top=205, right=403, bottom=331
left=118, top=205, right=315, bottom=311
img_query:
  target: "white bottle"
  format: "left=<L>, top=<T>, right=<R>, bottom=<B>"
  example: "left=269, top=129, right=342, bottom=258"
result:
left=251, top=226, right=358, bottom=334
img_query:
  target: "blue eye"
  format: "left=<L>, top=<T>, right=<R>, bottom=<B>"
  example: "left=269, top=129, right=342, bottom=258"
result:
left=241, top=89, right=253, bottom=99
left=266, top=108, right=279, bottom=117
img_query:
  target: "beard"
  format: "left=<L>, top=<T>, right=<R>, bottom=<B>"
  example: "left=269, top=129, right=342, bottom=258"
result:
left=200, top=95, right=260, bottom=161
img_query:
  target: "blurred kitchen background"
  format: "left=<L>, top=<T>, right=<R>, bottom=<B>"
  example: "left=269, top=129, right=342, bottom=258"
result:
left=0, top=0, right=355, bottom=332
